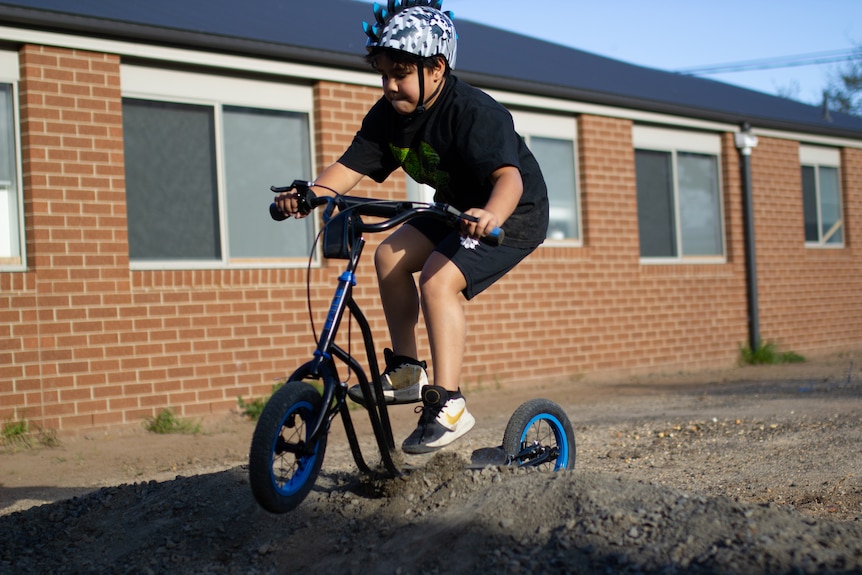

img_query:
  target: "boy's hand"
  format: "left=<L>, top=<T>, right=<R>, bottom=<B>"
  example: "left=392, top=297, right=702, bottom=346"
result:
left=462, top=208, right=500, bottom=240
left=273, top=192, right=307, bottom=219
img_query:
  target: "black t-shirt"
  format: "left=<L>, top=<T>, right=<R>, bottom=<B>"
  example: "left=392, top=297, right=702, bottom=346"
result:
left=338, top=76, right=549, bottom=248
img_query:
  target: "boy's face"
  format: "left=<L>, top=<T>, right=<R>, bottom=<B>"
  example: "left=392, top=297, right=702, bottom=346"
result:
left=373, top=53, right=441, bottom=116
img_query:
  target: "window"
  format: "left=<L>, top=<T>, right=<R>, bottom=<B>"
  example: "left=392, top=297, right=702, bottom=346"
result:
left=800, top=145, right=843, bottom=247
left=1, top=51, right=24, bottom=270
left=408, top=110, right=581, bottom=242
left=121, top=65, right=315, bottom=268
left=633, top=126, right=725, bottom=261
left=511, top=111, right=580, bottom=242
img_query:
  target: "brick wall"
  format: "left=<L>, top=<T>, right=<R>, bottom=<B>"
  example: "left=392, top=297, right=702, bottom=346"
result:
left=4, top=45, right=128, bottom=430
left=1, top=46, right=860, bottom=435
left=751, top=139, right=862, bottom=350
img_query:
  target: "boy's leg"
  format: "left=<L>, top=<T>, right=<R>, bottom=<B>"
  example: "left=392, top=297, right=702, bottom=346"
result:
left=418, top=251, right=468, bottom=393
left=374, top=225, right=435, bottom=359
left=402, top=233, right=535, bottom=452
left=400, top=252, right=475, bottom=454
left=346, top=225, right=434, bottom=406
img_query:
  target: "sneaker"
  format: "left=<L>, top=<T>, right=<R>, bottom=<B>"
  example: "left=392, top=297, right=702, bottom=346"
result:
left=401, top=385, right=475, bottom=454
left=347, top=348, right=427, bottom=406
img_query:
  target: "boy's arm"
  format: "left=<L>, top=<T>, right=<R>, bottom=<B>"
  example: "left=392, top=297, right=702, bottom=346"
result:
left=463, top=165, right=523, bottom=239
left=273, top=162, right=364, bottom=219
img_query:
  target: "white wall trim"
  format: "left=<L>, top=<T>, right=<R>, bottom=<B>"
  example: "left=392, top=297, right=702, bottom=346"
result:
left=0, top=49, right=20, bottom=82
left=488, top=89, right=737, bottom=133
left=0, top=25, right=378, bottom=87
left=121, top=64, right=314, bottom=111
left=799, top=145, right=841, bottom=166
left=633, top=125, right=722, bottom=154
left=753, top=127, right=862, bottom=150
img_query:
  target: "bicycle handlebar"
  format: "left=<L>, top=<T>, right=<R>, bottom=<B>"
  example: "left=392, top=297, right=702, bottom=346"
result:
left=270, top=180, right=504, bottom=246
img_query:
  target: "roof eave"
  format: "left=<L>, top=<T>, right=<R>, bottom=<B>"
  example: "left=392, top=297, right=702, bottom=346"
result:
left=0, top=4, right=363, bottom=69
left=1, top=4, right=858, bottom=139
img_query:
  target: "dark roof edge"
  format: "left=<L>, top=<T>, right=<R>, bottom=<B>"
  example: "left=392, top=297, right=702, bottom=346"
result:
left=2, top=4, right=859, bottom=141
left=0, top=5, right=365, bottom=70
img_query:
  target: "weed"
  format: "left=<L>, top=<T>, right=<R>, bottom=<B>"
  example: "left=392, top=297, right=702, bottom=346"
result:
left=144, top=409, right=202, bottom=435
left=238, top=381, right=285, bottom=421
left=739, top=341, right=806, bottom=366
left=2, top=419, right=30, bottom=450
left=39, top=427, right=60, bottom=447
left=239, top=379, right=365, bottom=420
left=1, top=418, right=60, bottom=451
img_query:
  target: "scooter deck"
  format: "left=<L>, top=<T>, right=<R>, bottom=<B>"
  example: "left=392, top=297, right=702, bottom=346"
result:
left=466, top=446, right=511, bottom=469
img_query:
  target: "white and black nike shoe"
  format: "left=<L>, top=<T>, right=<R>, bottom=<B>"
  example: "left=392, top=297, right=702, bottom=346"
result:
left=347, top=348, right=427, bottom=406
left=402, top=385, right=475, bottom=454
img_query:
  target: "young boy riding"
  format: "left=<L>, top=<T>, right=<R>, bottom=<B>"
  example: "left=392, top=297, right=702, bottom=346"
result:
left=274, top=0, right=549, bottom=454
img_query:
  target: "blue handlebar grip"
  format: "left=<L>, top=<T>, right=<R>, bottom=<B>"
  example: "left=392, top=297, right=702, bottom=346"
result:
left=270, top=202, right=288, bottom=222
left=484, top=227, right=504, bottom=246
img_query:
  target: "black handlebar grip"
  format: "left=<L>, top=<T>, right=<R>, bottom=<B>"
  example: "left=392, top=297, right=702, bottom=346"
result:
left=270, top=202, right=288, bottom=221
left=269, top=181, right=318, bottom=221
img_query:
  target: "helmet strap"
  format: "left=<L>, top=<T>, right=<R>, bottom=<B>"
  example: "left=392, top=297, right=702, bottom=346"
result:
left=414, top=61, right=427, bottom=115
left=413, top=60, right=445, bottom=117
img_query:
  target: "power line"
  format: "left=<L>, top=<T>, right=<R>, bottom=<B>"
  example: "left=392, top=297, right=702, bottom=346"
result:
left=675, top=48, right=861, bottom=75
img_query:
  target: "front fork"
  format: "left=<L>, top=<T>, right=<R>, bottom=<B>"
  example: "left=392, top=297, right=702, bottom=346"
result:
left=300, top=236, right=399, bottom=475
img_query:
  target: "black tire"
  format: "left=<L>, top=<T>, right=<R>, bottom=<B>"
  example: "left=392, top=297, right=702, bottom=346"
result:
left=249, top=380, right=327, bottom=513
left=502, top=398, right=575, bottom=471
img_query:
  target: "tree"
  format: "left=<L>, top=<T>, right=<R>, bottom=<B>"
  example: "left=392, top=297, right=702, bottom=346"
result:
left=825, top=45, right=862, bottom=116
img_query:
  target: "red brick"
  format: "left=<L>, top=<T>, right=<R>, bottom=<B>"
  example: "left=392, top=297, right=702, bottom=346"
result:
left=3, top=52, right=859, bottom=436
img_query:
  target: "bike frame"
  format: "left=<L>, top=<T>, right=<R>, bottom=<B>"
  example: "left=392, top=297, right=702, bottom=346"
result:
left=271, top=181, right=503, bottom=477
left=296, top=231, right=401, bottom=476
left=250, top=184, right=572, bottom=515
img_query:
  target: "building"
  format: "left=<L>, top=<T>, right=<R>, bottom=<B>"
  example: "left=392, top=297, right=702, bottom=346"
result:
left=1, top=0, right=860, bottom=433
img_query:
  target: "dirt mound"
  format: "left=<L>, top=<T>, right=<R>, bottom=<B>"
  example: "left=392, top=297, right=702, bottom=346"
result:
left=1, top=352, right=861, bottom=574
left=2, top=460, right=861, bottom=574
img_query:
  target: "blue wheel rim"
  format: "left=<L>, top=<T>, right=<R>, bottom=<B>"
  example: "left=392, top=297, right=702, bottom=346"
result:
left=269, top=400, right=320, bottom=496
left=520, top=413, right=570, bottom=471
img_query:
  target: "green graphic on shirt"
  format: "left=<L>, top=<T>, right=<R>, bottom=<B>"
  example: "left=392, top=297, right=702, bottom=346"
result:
left=390, top=141, right=450, bottom=194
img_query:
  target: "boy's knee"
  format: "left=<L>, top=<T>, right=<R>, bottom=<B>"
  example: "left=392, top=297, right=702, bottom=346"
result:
left=374, top=240, right=394, bottom=273
left=419, top=265, right=462, bottom=301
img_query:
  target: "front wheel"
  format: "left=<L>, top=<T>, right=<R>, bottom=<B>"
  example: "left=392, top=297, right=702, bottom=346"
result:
left=502, top=398, right=575, bottom=471
left=249, top=380, right=327, bottom=513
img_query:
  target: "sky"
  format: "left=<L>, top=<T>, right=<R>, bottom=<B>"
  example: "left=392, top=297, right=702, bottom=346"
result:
left=355, top=0, right=862, bottom=106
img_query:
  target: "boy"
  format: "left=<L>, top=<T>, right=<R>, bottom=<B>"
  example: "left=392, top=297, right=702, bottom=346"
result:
left=274, top=0, right=548, bottom=454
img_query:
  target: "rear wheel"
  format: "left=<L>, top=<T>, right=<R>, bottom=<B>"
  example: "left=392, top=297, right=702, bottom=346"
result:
left=249, top=381, right=327, bottom=513
left=502, top=398, right=575, bottom=471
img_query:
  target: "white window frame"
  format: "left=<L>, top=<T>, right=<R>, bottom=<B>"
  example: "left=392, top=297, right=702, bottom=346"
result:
left=0, top=50, right=25, bottom=272
left=121, top=64, right=316, bottom=270
left=405, top=176, right=434, bottom=203
left=800, top=145, right=844, bottom=249
left=633, top=125, right=726, bottom=264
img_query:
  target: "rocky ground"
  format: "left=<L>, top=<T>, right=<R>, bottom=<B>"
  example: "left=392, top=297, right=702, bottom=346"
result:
left=1, top=351, right=861, bottom=574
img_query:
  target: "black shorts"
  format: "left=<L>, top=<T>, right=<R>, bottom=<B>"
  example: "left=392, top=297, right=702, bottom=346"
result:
left=407, top=217, right=538, bottom=300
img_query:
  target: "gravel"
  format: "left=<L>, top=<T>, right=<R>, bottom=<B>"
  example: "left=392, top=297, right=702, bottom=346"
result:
left=1, top=354, right=860, bottom=574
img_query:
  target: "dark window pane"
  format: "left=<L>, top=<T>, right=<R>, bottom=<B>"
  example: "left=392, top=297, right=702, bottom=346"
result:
left=123, top=98, right=220, bottom=260
left=0, top=84, right=14, bottom=183
left=801, top=165, right=819, bottom=242
left=636, top=149, right=676, bottom=257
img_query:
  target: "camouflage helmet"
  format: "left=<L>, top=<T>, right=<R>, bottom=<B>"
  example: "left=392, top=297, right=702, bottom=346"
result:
left=363, top=0, right=457, bottom=69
